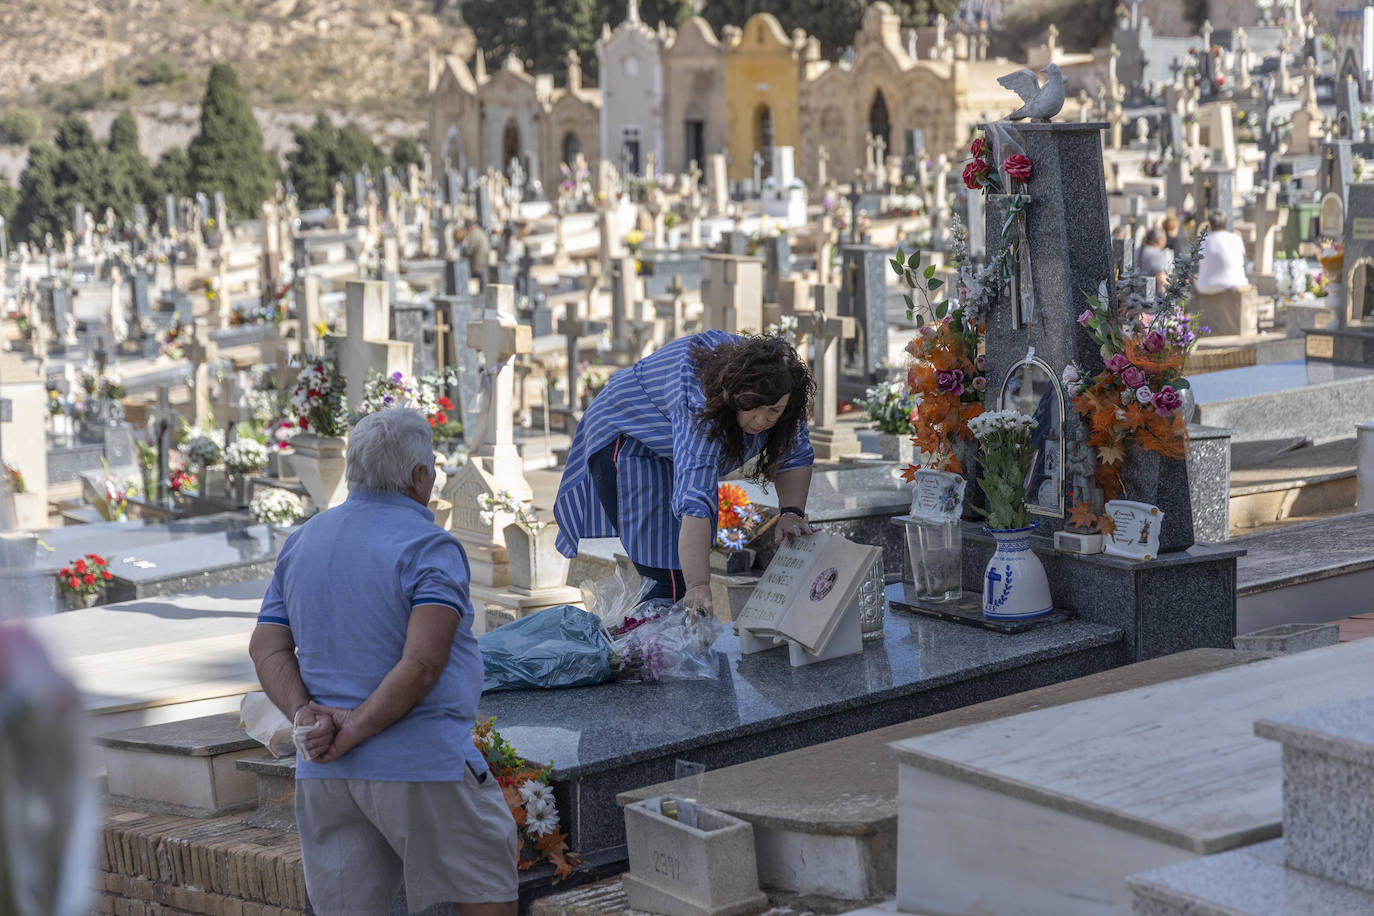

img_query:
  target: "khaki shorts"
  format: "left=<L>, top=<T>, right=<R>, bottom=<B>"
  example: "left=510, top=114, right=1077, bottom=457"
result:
left=296, top=766, right=519, bottom=915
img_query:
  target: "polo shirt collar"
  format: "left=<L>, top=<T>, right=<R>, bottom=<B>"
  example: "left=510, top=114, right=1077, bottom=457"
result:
left=346, top=489, right=435, bottom=522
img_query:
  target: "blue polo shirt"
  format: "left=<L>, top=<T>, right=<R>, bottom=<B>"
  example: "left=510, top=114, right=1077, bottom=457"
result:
left=257, top=490, right=486, bottom=781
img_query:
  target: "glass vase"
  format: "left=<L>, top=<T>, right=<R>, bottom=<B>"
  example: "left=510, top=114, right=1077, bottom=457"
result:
left=904, top=518, right=963, bottom=601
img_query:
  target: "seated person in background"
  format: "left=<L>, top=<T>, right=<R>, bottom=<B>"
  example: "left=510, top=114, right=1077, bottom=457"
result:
left=1194, top=210, right=1249, bottom=295
left=1138, top=228, right=1172, bottom=292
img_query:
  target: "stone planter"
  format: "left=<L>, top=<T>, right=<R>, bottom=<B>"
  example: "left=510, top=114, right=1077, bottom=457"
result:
left=62, top=590, right=101, bottom=611
left=878, top=431, right=915, bottom=464
left=291, top=433, right=348, bottom=511
left=504, top=522, right=570, bottom=592
left=622, top=796, right=768, bottom=916
left=266, top=448, right=294, bottom=479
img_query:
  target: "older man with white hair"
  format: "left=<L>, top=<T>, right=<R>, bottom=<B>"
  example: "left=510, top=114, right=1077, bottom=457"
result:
left=249, top=408, right=516, bottom=916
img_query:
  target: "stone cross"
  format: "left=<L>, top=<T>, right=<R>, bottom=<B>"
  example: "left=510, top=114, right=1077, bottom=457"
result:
left=687, top=160, right=705, bottom=246
left=1108, top=43, right=1121, bottom=102
left=816, top=145, right=829, bottom=188
left=328, top=280, right=414, bottom=412
left=805, top=283, right=860, bottom=459
left=1235, top=29, right=1252, bottom=92
left=654, top=274, right=688, bottom=340
left=466, top=287, right=533, bottom=502
left=873, top=134, right=887, bottom=186
left=1250, top=185, right=1287, bottom=277
left=150, top=384, right=179, bottom=503
left=752, top=151, right=764, bottom=194
left=184, top=325, right=219, bottom=430
left=1047, top=23, right=1059, bottom=58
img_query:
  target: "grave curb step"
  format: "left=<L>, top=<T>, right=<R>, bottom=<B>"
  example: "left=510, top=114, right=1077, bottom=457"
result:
left=530, top=874, right=843, bottom=916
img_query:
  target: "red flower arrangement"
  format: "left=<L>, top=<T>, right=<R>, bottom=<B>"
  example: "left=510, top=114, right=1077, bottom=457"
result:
left=1002, top=154, right=1032, bottom=183
left=57, top=553, right=113, bottom=608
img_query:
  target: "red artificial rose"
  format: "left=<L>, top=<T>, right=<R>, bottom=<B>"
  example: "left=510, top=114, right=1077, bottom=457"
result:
left=103, top=570, right=113, bottom=580
left=434, top=412, right=448, bottom=426
left=83, top=574, right=96, bottom=586
left=438, top=396, right=454, bottom=410
left=962, top=159, right=989, bottom=190
left=1003, top=154, right=1032, bottom=182
left=60, top=567, right=70, bottom=577
left=74, top=559, right=88, bottom=574
left=970, top=137, right=988, bottom=159
left=298, top=418, right=309, bottom=429
left=69, top=577, right=80, bottom=589
left=427, top=416, right=437, bottom=427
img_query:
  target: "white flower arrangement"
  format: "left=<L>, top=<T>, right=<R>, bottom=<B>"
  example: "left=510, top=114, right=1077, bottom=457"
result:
left=478, top=489, right=548, bottom=532
left=968, top=409, right=1035, bottom=440
left=225, top=439, right=269, bottom=475
left=250, top=488, right=303, bottom=527
left=185, top=434, right=224, bottom=467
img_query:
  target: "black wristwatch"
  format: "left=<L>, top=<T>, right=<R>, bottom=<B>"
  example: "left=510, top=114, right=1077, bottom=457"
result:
left=779, top=506, right=807, bottom=519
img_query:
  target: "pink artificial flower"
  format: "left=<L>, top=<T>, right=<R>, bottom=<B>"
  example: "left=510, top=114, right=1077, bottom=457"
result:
left=972, top=376, right=987, bottom=392
left=1135, top=385, right=1154, bottom=404
left=1153, top=385, right=1183, bottom=415
left=1142, top=330, right=1166, bottom=354
left=975, top=354, right=987, bottom=370
left=935, top=368, right=965, bottom=396
left=1121, top=366, right=1147, bottom=389
left=1105, top=353, right=1131, bottom=374
left=1077, top=309, right=1094, bottom=328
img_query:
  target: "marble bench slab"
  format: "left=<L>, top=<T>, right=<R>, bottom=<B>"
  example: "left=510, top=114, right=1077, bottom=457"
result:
left=616, top=648, right=1268, bottom=903
left=887, top=638, right=1374, bottom=915
left=97, top=712, right=264, bottom=817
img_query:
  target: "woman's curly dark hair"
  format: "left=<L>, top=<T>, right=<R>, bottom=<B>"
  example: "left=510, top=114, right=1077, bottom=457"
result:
left=689, top=334, right=815, bottom=483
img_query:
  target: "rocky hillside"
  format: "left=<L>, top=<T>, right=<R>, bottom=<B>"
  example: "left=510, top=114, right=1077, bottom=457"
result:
left=0, top=0, right=473, bottom=175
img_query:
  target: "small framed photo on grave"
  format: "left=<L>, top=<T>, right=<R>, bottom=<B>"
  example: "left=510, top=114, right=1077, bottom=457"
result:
left=909, top=469, right=965, bottom=522
left=1103, top=499, right=1163, bottom=562
left=998, top=356, right=1065, bottom=519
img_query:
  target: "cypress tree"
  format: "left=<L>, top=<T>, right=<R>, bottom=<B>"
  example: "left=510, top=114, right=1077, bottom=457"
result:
left=16, top=143, right=62, bottom=245
left=285, top=113, right=338, bottom=210
left=153, top=148, right=192, bottom=202
left=52, top=116, right=107, bottom=226
left=187, top=64, right=275, bottom=218
left=391, top=136, right=423, bottom=173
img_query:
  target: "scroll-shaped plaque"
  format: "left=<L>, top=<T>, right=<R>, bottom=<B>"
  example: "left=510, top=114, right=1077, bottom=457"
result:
left=909, top=469, right=966, bottom=523
left=1103, top=499, right=1163, bottom=562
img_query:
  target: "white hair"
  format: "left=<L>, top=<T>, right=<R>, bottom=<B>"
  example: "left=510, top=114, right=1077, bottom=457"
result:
left=345, top=408, right=434, bottom=495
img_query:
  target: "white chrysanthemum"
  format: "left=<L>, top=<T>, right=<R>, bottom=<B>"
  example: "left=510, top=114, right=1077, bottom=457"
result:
left=519, top=781, right=553, bottom=806
left=225, top=439, right=269, bottom=474
left=525, top=803, right=560, bottom=837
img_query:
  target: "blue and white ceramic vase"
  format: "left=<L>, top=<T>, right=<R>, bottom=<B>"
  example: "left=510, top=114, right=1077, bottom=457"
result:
left=982, top=523, right=1052, bottom=620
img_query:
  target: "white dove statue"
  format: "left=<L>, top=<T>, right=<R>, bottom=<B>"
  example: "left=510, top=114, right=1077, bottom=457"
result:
left=997, top=63, right=1066, bottom=121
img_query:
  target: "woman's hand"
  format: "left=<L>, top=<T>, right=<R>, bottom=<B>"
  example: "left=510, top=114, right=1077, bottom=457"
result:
left=775, top=511, right=815, bottom=543
left=683, top=583, right=714, bottom=618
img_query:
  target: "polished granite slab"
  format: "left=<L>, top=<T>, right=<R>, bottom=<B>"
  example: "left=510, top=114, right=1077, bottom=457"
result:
left=735, top=465, right=911, bottom=522
left=1233, top=512, right=1374, bottom=595
left=889, top=638, right=1374, bottom=856
left=20, top=513, right=256, bottom=571
left=104, top=525, right=280, bottom=601
left=1128, top=839, right=1374, bottom=916
left=480, top=583, right=1124, bottom=854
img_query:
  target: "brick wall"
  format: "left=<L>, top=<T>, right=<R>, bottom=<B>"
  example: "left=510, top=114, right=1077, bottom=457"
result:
left=95, top=807, right=306, bottom=916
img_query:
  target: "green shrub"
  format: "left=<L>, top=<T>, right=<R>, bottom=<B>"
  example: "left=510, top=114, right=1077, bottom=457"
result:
left=0, top=109, right=42, bottom=146
left=135, top=55, right=187, bottom=87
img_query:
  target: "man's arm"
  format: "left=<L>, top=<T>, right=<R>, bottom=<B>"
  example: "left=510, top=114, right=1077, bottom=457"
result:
left=248, top=624, right=334, bottom=759
left=311, top=604, right=459, bottom=764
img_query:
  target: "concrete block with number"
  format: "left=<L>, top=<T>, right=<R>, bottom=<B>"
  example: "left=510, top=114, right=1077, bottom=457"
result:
left=623, top=796, right=768, bottom=916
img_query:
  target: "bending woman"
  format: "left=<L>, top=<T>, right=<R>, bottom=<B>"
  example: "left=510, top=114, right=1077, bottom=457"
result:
left=553, top=331, right=817, bottom=616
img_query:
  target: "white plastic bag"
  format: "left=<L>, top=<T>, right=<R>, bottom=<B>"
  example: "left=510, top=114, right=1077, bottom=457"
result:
left=239, top=692, right=295, bottom=758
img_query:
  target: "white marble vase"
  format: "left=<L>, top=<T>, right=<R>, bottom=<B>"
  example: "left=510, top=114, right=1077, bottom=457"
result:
left=982, top=524, right=1052, bottom=620
left=291, top=433, right=348, bottom=511
left=505, top=522, right=570, bottom=592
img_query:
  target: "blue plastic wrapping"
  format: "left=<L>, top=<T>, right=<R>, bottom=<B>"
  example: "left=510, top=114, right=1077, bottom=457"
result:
left=478, top=604, right=612, bottom=692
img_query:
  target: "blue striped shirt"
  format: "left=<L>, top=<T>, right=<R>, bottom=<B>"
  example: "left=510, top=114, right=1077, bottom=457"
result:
left=553, top=330, right=813, bottom=568
left=257, top=490, right=487, bottom=781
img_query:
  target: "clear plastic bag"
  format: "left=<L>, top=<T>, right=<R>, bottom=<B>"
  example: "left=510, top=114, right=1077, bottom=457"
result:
left=584, top=567, right=725, bottom=684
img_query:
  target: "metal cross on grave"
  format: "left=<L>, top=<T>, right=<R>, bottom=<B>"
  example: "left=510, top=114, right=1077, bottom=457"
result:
left=150, top=384, right=180, bottom=503
left=558, top=262, right=607, bottom=422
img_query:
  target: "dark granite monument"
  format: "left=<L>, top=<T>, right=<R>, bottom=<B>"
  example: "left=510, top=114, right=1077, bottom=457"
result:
left=836, top=244, right=889, bottom=399
left=1306, top=182, right=1374, bottom=367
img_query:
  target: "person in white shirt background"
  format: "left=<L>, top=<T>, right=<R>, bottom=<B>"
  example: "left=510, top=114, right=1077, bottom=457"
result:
left=1194, top=209, right=1250, bottom=295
